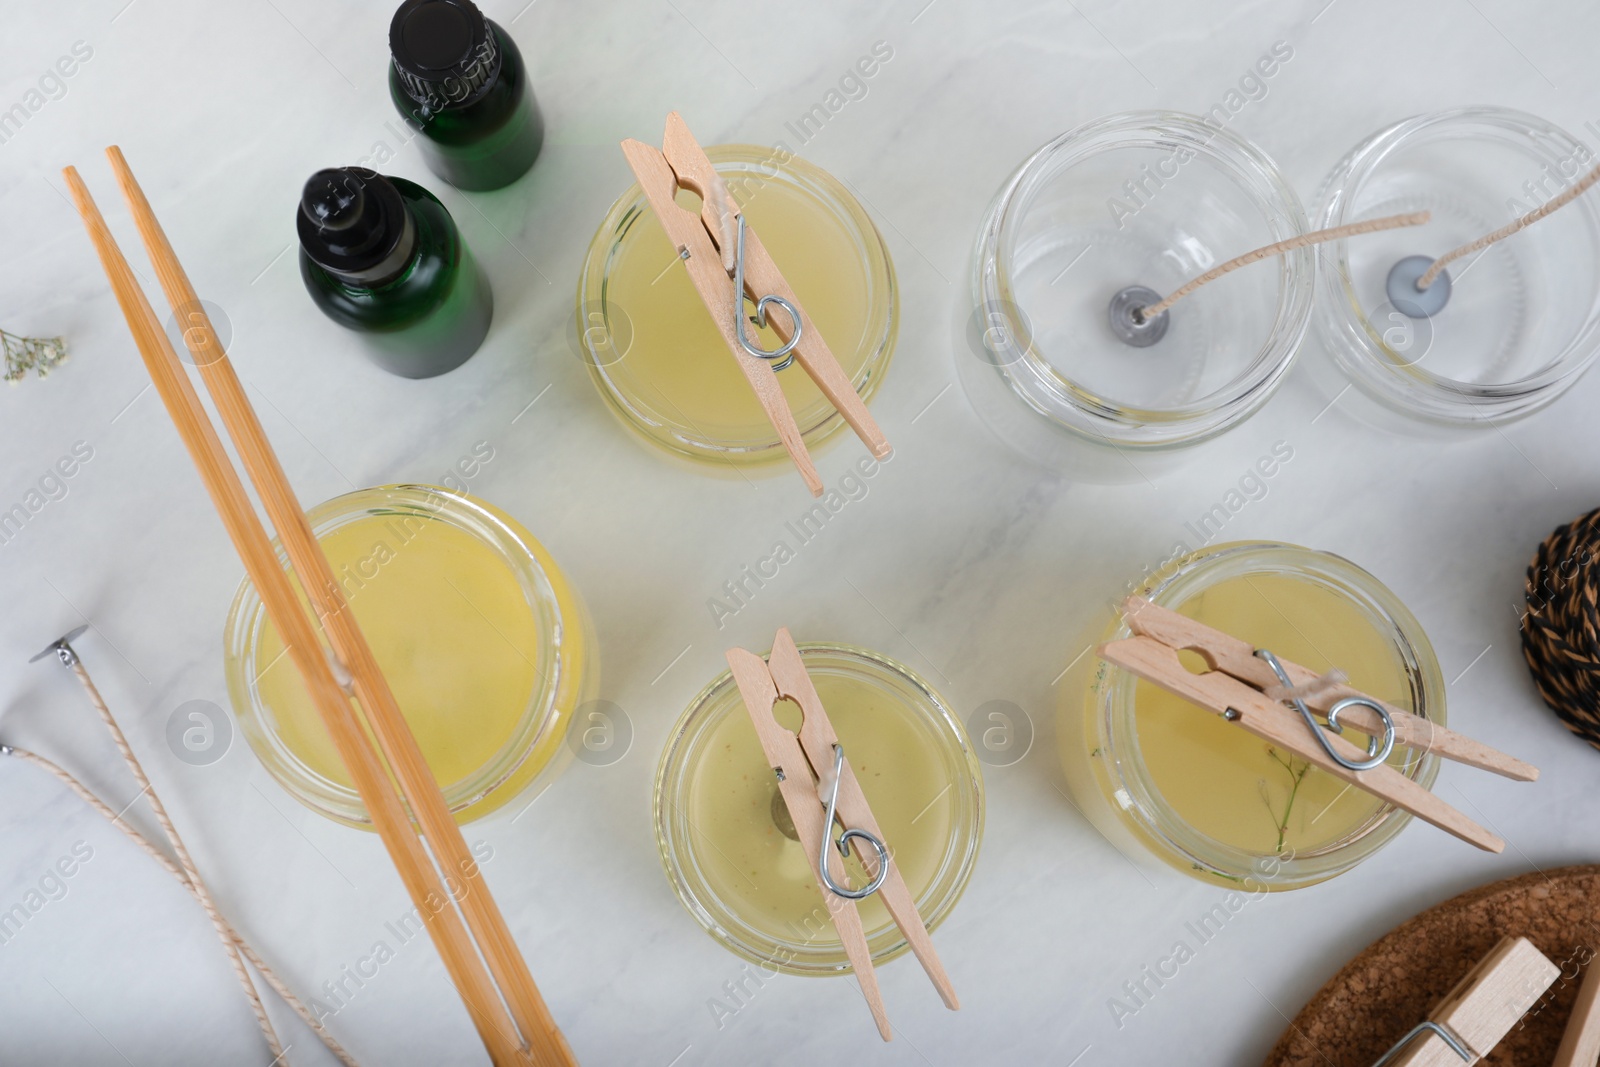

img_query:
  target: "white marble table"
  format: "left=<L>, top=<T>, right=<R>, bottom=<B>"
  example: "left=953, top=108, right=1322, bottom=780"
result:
left=2, top=0, right=1597, bottom=1063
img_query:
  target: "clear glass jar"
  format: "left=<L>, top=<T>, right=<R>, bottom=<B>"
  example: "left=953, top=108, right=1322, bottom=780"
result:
left=1058, top=542, right=1445, bottom=890
left=1313, top=107, right=1600, bottom=427
left=577, top=145, right=897, bottom=475
left=224, top=485, right=596, bottom=828
left=654, top=643, right=982, bottom=974
left=962, top=112, right=1313, bottom=476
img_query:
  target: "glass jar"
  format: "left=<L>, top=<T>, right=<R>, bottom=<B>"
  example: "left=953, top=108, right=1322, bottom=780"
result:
left=577, top=145, right=897, bottom=476
left=224, top=485, right=596, bottom=828
left=1313, top=107, right=1600, bottom=427
left=962, top=111, right=1313, bottom=477
left=1058, top=542, right=1445, bottom=890
left=654, top=643, right=982, bottom=974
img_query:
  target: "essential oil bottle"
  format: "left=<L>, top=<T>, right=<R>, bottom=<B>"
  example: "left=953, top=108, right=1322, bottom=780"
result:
left=387, top=0, right=544, bottom=192
left=297, top=167, right=493, bottom=379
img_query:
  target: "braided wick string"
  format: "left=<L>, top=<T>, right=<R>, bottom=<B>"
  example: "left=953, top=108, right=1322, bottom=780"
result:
left=1521, top=506, right=1600, bottom=752
left=1418, top=160, right=1600, bottom=291
left=1136, top=211, right=1430, bottom=321
left=64, top=656, right=287, bottom=1063
left=5, top=746, right=360, bottom=1067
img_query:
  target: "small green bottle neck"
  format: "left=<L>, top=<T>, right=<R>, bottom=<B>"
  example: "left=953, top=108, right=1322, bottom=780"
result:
left=321, top=205, right=418, bottom=290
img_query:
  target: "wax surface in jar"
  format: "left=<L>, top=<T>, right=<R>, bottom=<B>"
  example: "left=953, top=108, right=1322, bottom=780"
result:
left=684, top=673, right=953, bottom=942
left=605, top=175, right=873, bottom=439
left=254, top=511, right=542, bottom=797
left=1130, top=574, right=1418, bottom=855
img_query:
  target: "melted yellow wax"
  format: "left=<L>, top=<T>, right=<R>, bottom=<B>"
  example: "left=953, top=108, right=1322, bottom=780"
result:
left=1132, top=574, right=1418, bottom=855
left=603, top=174, right=875, bottom=445
left=684, top=673, right=954, bottom=943
left=253, top=505, right=586, bottom=824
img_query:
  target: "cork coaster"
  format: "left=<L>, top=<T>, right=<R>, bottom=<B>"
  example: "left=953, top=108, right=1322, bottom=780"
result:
left=1264, top=866, right=1600, bottom=1066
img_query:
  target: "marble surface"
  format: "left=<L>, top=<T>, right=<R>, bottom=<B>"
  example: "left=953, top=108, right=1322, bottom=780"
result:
left=2, top=0, right=1598, bottom=1064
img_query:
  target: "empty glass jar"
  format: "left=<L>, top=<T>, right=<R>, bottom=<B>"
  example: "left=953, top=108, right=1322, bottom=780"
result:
left=1313, top=107, right=1600, bottom=427
left=962, top=111, right=1314, bottom=478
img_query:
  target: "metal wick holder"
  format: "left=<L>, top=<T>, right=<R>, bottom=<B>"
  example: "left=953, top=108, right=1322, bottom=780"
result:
left=1108, top=285, right=1170, bottom=347
left=29, top=625, right=88, bottom=668
left=1386, top=255, right=1452, bottom=319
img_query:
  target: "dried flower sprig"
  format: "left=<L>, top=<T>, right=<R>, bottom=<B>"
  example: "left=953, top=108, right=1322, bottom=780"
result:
left=3, top=328, right=69, bottom=383
left=1262, top=745, right=1313, bottom=854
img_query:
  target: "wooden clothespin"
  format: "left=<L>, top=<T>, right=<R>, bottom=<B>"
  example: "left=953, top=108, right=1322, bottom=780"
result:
left=621, top=113, right=892, bottom=497
left=725, top=628, right=956, bottom=1040
left=1097, top=596, right=1540, bottom=854
left=1553, top=954, right=1600, bottom=1067
left=1374, top=937, right=1559, bottom=1066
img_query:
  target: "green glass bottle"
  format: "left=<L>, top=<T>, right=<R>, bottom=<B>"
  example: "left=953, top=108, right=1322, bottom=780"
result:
left=297, top=167, right=493, bottom=379
left=388, top=0, right=544, bottom=192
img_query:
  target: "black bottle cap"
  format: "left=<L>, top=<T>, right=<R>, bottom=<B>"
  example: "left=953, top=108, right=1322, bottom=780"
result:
left=389, top=0, right=501, bottom=109
left=297, top=167, right=415, bottom=285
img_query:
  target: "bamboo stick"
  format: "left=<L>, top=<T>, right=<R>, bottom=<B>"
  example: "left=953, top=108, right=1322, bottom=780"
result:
left=64, top=165, right=549, bottom=1067
left=104, top=147, right=573, bottom=1066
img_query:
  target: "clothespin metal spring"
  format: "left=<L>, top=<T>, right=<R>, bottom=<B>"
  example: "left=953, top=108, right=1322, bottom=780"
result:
left=817, top=743, right=889, bottom=901
left=731, top=215, right=802, bottom=370
left=1255, top=648, right=1397, bottom=772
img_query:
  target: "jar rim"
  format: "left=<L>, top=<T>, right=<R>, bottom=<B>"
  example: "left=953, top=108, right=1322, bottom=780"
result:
left=971, top=110, right=1313, bottom=449
left=577, top=145, right=897, bottom=464
left=1094, top=541, right=1445, bottom=888
left=652, top=642, right=983, bottom=975
left=223, top=484, right=569, bottom=826
left=1314, top=106, right=1600, bottom=424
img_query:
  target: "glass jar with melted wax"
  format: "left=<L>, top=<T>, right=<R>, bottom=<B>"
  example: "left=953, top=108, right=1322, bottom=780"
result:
left=224, top=485, right=596, bottom=827
left=578, top=145, right=897, bottom=474
left=654, top=644, right=982, bottom=973
left=1059, top=542, right=1445, bottom=890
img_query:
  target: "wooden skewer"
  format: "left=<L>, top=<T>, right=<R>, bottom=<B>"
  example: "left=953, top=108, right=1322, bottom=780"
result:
left=1388, top=936, right=1558, bottom=1066
left=102, top=147, right=575, bottom=1067
left=765, top=629, right=957, bottom=1011
left=1554, top=956, right=1600, bottom=1067
left=1121, top=597, right=1538, bottom=781
left=1099, top=635, right=1503, bottom=851
left=65, top=165, right=559, bottom=1067
left=725, top=646, right=891, bottom=1040
left=65, top=165, right=530, bottom=1067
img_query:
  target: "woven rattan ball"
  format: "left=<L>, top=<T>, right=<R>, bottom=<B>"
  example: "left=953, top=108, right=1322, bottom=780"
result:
left=1521, top=506, right=1600, bottom=752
